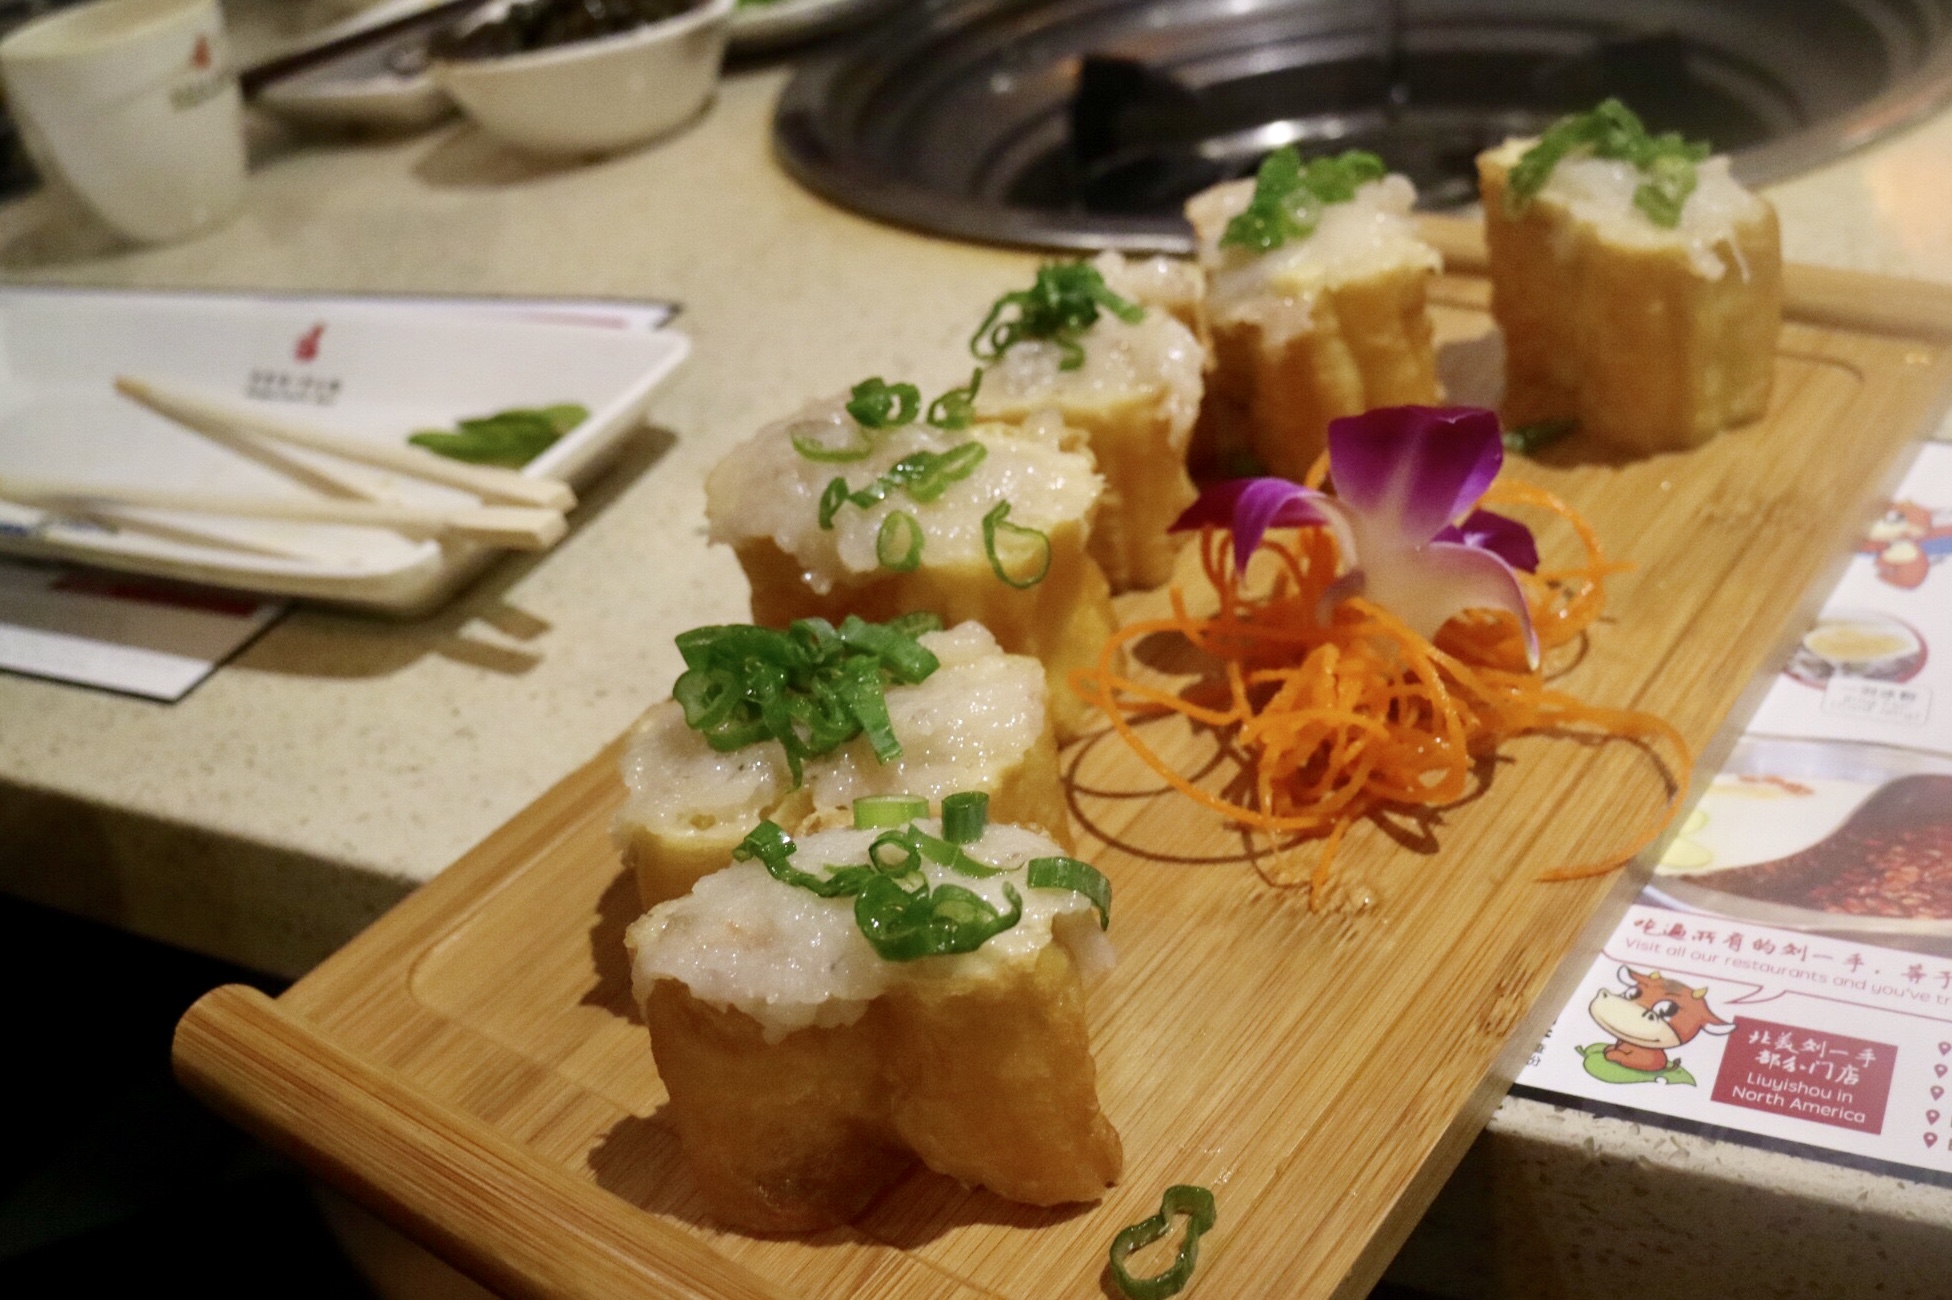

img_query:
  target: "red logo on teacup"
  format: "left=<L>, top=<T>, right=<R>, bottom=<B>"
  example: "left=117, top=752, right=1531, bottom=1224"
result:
left=192, top=35, right=211, bottom=70
left=294, top=323, right=325, bottom=363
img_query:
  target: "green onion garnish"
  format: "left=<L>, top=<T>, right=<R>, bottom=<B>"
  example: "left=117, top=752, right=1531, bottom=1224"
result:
left=854, top=875, right=1022, bottom=962
left=732, top=821, right=874, bottom=898
left=734, top=819, right=1022, bottom=960
left=796, top=378, right=922, bottom=461
left=734, top=814, right=1114, bottom=962
left=1219, top=147, right=1387, bottom=253
left=972, top=263, right=1144, bottom=371
left=853, top=795, right=930, bottom=829
left=817, top=442, right=989, bottom=530
left=873, top=822, right=1004, bottom=877
left=941, top=790, right=988, bottom=844
left=1027, top=856, right=1111, bottom=929
left=1108, top=1185, right=1217, bottom=1300
left=671, top=614, right=941, bottom=784
left=1501, top=417, right=1577, bottom=456
left=927, top=368, right=984, bottom=431
left=845, top=377, right=921, bottom=430
left=982, top=500, right=1052, bottom=588
left=790, top=421, right=875, bottom=463
left=877, top=510, right=924, bottom=571
left=1507, top=99, right=1710, bottom=229
left=407, top=403, right=587, bottom=467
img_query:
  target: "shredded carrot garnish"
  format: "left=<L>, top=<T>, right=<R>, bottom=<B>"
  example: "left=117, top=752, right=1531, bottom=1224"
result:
left=1074, top=485, right=1691, bottom=907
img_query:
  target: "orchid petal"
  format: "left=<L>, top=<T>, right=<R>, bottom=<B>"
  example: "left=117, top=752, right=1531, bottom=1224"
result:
left=1360, top=541, right=1539, bottom=669
left=1435, top=509, right=1540, bottom=573
left=1327, top=407, right=1505, bottom=544
left=1171, top=477, right=1345, bottom=573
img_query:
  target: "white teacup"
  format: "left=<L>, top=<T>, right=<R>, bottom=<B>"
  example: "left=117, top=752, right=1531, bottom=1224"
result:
left=1, top=0, right=246, bottom=245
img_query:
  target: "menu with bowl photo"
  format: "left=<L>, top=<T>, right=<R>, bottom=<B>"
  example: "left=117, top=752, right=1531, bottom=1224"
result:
left=1517, top=439, right=1952, bottom=1183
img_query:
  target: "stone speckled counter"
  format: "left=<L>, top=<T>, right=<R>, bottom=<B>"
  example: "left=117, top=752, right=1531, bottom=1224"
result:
left=2, top=26, right=1950, bottom=1296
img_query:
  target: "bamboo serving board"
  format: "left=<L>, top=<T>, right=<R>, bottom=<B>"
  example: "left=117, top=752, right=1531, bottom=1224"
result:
left=176, top=227, right=1952, bottom=1300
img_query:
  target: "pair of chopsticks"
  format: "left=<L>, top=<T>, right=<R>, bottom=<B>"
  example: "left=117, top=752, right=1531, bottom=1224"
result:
left=0, top=377, right=576, bottom=552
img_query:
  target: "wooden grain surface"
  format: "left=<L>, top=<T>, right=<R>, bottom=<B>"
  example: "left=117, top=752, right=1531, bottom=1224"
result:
left=177, top=264, right=1952, bottom=1300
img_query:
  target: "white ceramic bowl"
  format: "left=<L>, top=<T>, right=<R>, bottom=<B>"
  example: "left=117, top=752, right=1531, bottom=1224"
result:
left=432, top=0, right=733, bottom=156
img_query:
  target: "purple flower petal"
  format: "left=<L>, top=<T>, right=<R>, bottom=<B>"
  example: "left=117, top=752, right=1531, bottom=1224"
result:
left=1434, top=509, right=1539, bottom=573
left=1363, top=541, right=1539, bottom=669
left=1170, top=478, right=1338, bottom=573
left=1327, top=407, right=1505, bottom=545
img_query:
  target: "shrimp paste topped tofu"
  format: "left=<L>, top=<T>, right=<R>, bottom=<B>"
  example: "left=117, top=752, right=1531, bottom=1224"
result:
left=626, top=818, right=1122, bottom=1233
left=975, top=252, right=1206, bottom=593
left=614, top=621, right=1071, bottom=908
left=706, top=402, right=1117, bottom=741
left=1186, top=165, right=1442, bottom=481
left=1478, top=135, right=1781, bottom=454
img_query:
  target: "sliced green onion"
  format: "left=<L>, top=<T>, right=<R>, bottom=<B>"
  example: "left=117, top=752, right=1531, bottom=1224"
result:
left=791, top=419, right=876, bottom=463
left=982, top=500, right=1052, bottom=588
left=877, top=510, right=924, bottom=571
left=869, top=828, right=922, bottom=874
left=845, top=377, right=921, bottom=429
left=971, top=263, right=1144, bottom=371
left=1027, top=856, right=1112, bottom=929
left=1108, top=1186, right=1218, bottom=1300
left=903, top=441, right=987, bottom=503
left=853, top=795, right=929, bottom=829
left=836, top=613, right=938, bottom=682
left=1506, top=99, right=1709, bottom=229
left=819, top=443, right=988, bottom=528
left=742, top=818, right=1020, bottom=958
left=915, top=828, right=1003, bottom=877
left=1501, top=417, right=1577, bottom=456
left=733, top=821, right=855, bottom=897
left=854, top=876, right=1022, bottom=961
left=818, top=477, right=851, bottom=530
left=927, top=368, right=984, bottom=430
left=669, top=616, right=942, bottom=783
left=833, top=655, right=901, bottom=762
left=1220, top=147, right=1386, bottom=252
left=671, top=666, right=740, bottom=731
left=941, top=791, right=989, bottom=844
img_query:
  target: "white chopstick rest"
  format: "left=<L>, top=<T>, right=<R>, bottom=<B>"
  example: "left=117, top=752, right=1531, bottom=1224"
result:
left=0, top=476, right=568, bottom=551
left=114, top=375, right=578, bottom=512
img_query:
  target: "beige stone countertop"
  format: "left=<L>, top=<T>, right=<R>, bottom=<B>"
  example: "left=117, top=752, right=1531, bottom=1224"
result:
left=2, top=25, right=1951, bottom=1294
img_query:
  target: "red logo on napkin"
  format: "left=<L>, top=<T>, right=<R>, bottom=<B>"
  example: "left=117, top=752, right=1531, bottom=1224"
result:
left=294, top=323, right=325, bottom=362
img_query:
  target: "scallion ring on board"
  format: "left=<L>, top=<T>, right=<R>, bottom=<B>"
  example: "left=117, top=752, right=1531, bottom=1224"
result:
left=1107, top=1185, right=1218, bottom=1300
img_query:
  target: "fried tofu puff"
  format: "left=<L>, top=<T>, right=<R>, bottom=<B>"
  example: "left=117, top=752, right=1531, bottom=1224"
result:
left=706, top=403, right=1116, bottom=741
left=626, top=820, right=1122, bottom=1232
left=1479, top=141, right=1782, bottom=453
left=613, top=622, right=1071, bottom=909
left=974, top=254, right=1205, bottom=593
left=1185, top=172, right=1441, bottom=480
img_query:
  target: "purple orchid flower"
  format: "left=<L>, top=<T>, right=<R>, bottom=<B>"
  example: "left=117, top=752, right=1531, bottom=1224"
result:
left=1171, top=406, right=1541, bottom=667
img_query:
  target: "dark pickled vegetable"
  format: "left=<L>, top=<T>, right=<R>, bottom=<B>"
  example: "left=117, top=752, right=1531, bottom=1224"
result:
left=432, top=0, right=703, bottom=61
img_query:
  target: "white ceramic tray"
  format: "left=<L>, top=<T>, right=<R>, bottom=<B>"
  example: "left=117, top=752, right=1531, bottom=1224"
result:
left=0, top=287, right=688, bottom=614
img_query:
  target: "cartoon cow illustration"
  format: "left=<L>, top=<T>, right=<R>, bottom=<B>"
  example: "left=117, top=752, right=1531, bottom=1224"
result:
left=1861, top=500, right=1952, bottom=589
left=1584, top=967, right=1730, bottom=1080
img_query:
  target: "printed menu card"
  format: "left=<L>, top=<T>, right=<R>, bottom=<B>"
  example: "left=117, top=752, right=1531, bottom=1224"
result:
left=1518, top=439, right=1952, bottom=1182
